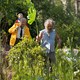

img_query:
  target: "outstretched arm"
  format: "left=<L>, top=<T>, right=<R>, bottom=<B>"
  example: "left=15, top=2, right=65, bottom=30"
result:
left=56, top=33, right=62, bottom=48
left=36, top=31, right=43, bottom=42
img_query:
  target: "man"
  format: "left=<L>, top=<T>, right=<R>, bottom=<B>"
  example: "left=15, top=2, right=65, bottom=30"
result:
left=36, top=18, right=61, bottom=72
left=8, top=18, right=31, bottom=47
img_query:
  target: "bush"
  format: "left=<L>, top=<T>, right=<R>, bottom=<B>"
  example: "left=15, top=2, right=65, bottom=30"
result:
left=7, top=38, right=80, bottom=80
left=7, top=38, right=46, bottom=80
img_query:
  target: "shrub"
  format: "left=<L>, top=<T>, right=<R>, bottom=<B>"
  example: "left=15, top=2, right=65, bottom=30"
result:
left=7, top=38, right=80, bottom=80
left=7, top=38, right=46, bottom=80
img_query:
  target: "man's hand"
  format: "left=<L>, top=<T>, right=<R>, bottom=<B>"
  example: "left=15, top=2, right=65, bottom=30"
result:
left=36, top=32, right=43, bottom=42
left=56, top=33, right=62, bottom=48
left=36, top=36, right=40, bottom=42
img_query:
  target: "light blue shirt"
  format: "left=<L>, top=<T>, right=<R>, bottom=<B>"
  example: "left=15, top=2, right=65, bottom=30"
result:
left=40, top=29, right=56, bottom=53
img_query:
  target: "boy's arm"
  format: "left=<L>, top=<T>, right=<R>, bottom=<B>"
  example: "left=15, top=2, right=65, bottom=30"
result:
left=56, top=33, right=62, bottom=48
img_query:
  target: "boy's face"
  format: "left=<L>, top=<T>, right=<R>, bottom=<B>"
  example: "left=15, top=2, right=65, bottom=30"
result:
left=46, top=22, right=53, bottom=32
left=18, top=14, right=23, bottom=19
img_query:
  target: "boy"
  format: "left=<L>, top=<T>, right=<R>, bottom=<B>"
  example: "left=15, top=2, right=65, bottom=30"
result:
left=8, top=18, right=31, bottom=47
left=15, top=13, right=23, bottom=23
left=36, top=18, right=61, bottom=71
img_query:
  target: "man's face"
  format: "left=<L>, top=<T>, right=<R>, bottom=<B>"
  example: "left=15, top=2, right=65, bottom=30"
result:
left=46, top=22, right=53, bottom=32
left=20, top=20, right=26, bottom=26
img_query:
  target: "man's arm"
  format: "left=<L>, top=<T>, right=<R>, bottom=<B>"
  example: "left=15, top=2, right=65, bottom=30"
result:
left=8, top=23, right=20, bottom=34
left=56, top=33, right=62, bottom=48
left=36, top=31, right=43, bottom=42
left=24, top=27, right=31, bottom=39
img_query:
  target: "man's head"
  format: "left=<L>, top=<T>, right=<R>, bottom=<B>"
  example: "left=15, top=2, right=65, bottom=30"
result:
left=44, top=19, right=55, bottom=33
left=17, top=13, right=23, bottom=19
left=20, top=18, right=27, bottom=27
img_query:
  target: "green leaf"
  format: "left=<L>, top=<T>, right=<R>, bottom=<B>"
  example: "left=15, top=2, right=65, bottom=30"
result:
left=28, top=7, right=36, bottom=25
left=26, top=0, right=36, bottom=25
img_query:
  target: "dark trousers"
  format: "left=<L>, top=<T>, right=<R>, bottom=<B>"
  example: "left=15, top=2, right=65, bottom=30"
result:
left=15, top=38, right=22, bottom=45
left=44, top=52, right=56, bottom=63
left=44, top=52, right=56, bottom=72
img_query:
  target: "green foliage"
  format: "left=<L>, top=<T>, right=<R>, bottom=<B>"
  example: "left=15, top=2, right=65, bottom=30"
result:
left=73, top=51, right=80, bottom=80
left=32, top=0, right=80, bottom=47
left=57, top=17, right=80, bottom=47
left=0, top=0, right=80, bottom=46
left=55, top=47, right=80, bottom=80
left=0, top=0, right=36, bottom=25
left=0, top=32, right=7, bottom=80
left=55, top=49, right=73, bottom=80
left=0, top=12, right=4, bottom=23
left=7, top=38, right=80, bottom=80
left=26, top=0, right=36, bottom=25
left=7, top=38, right=46, bottom=80
left=0, top=0, right=80, bottom=79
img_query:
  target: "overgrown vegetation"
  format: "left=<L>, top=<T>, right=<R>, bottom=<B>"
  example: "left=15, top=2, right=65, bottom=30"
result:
left=7, top=38, right=45, bottom=80
left=0, top=0, right=80, bottom=80
left=7, top=38, right=80, bottom=80
left=0, top=0, right=80, bottom=45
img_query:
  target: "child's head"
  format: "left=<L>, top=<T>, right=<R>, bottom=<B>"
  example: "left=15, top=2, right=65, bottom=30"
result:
left=44, top=18, right=55, bottom=33
left=20, top=18, right=27, bottom=26
left=17, top=13, right=23, bottom=19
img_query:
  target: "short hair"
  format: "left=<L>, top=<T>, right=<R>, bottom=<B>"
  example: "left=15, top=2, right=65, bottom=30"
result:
left=44, top=18, right=55, bottom=27
left=20, top=18, right=27, bottom=22
left=17, top=13, right=23, bottom=17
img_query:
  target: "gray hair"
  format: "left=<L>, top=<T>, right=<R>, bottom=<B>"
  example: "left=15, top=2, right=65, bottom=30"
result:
left=44, top=18, right=55, bottom=27
left=20, top=18, right=27, bottom=22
